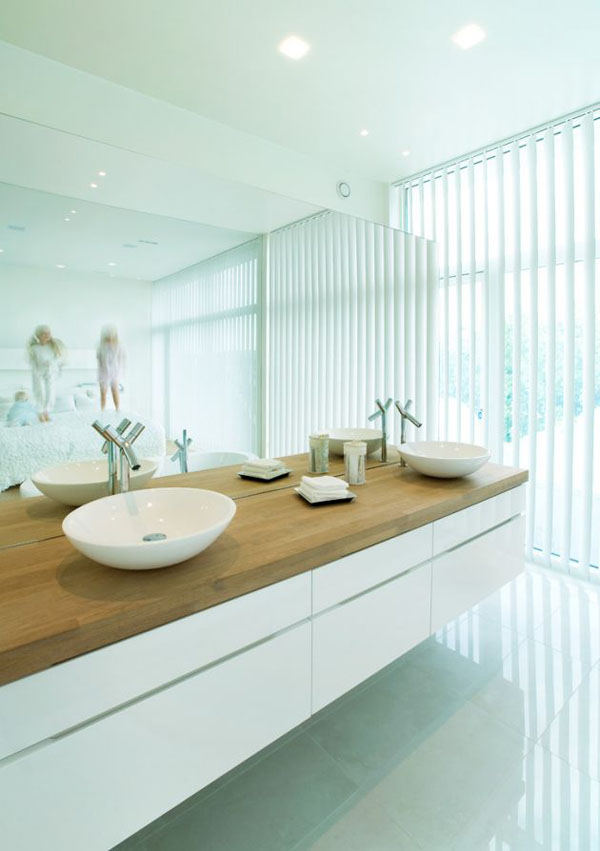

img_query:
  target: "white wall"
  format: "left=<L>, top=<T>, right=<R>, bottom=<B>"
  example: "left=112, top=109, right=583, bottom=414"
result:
left=0, top=264, right=152, bottom=416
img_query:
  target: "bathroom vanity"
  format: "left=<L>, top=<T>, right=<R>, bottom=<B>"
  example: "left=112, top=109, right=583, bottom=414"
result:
left=0, top=458, right=527, bottom=850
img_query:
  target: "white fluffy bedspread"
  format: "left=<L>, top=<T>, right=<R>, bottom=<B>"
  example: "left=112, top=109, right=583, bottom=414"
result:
left=0, top=410, right=166, bottom=491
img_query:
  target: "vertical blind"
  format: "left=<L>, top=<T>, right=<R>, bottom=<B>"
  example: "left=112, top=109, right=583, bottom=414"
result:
left=398, top=105, right=600, bottom=580
left=266, top=211, right=437, bottom=456
left=152, top=239, right=261, bottom=453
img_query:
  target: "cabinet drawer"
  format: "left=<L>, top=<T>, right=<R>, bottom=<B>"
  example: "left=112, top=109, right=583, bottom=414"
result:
left=312, top=525, right=432, bottom=613
left=0, top=572, right=310, bottom=760
left=0, top=621, right=311, bottom=851
left=431, top=514, right=525, bottom=632
left=312, top=562, right=431, bottom=712
left=433, top=484, right=525, bottom=556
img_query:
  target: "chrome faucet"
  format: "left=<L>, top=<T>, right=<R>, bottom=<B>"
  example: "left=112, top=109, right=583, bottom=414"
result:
left=368, top=398, right=393, bottom=462
left=93, top=420, right=144, bottom=493
left=395, top=399, right=422, bottom=466
left=171, top=429, right=192, bottom=474
left=100, top=417, right=131, bottom=495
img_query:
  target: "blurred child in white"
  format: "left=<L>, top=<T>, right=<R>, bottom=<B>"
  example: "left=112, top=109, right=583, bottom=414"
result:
left=27, top=325, right=66, bottom=422
left=97, top=325, right=126, bottom=411
left=7, top=390, right=37, bottom=427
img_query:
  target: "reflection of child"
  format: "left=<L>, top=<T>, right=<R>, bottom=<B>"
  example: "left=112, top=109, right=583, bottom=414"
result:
left=7, top=390, right=37, bottom=427
left=97, top=325, right=125, bottom=411
left=27, top=325, right=66, bottom=422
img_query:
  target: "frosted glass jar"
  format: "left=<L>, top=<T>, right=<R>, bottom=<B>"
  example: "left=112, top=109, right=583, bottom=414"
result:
left=309, top=434, right=329, bottom=473
left=344, top=440, right=367, bottom=485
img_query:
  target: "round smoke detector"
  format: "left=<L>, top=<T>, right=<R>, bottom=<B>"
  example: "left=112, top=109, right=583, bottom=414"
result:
left=336, top=181, right=351, bottom=199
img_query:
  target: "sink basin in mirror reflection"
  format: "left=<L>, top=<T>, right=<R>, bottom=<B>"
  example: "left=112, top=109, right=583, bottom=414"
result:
left=399, top=441, right=491, bottom=478
left=62, top=487, right=236, bottom=570
left=32, top=458, right=159, bottom=506
left=328, top=429, right=383, bottom=456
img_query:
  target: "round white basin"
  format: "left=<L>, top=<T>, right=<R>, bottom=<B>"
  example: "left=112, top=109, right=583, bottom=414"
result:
left=399, top=441, right=491, bottom=478
left=32, top=458, right=159, bottom=506
left=62, top=487, right=236, bottom=570
left=328, top=429, right=383, bottom=457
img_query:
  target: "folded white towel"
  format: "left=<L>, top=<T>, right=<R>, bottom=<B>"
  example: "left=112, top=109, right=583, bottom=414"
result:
left=243, top=458, right=285, bottom=472
left=298, top=484, right=350, bottom=502
left=300, top=475, right=348, bottom=492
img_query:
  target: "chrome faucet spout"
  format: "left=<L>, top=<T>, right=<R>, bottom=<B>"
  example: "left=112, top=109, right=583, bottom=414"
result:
left=395, top=399, right=422, bottom=465
left=171, top=429, right=192, bottom=474
left=368, top=398, right=393, bottom=462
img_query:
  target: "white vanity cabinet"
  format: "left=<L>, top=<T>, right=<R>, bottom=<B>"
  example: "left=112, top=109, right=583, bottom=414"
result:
left=0, top=483, right=526, bottom=851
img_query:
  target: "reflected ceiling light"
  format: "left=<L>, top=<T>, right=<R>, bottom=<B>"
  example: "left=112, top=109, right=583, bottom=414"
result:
left=278, top=35, right=310, bottom=60
left=98, top=170, right=107, bottom=177
left=452, top=23, right=486, bottom=49
left=90, top=182, right=98, bottom=188
left=360, top=129, right=369, bottom=137
left=56, top=263, right=66, bottom=269
left=401, top=149, right=411, bottom=156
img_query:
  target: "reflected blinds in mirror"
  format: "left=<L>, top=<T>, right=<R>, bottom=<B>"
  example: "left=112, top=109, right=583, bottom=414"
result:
left=266, top=212, right=438, bottom=456
left=152, top=239, right=261, bottom=453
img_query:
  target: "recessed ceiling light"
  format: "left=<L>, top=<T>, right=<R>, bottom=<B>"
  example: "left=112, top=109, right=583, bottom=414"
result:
left=98, top=170, right=107, bottom=177
left=90, top=182, right=98, bottom=188
left=452, top=23, right=486, bottom=50
left=278, top=35, right=310, bottom=60
left=56, top=263, right=66, bottom=269
left=107, top=261, right=117, bottom=267
left=360, top=129, right=369, bottom=137
left=402, top=149, right=411, bottom=157
left=0, top=248, right=4, bottom=254
left=64, top=217, right=71, bottom=222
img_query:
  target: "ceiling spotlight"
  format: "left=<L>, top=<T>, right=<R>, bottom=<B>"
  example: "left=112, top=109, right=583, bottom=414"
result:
left=98, top=170, right=107, bottom=177
left=360, top=129, right=369, bottom=137
left=64, top=217, right=71, bottom=222
left=278, top=35, right=310, bottom=60
left=401, top=149, right=411, bottom=157
left=70, top=210, right=77, bottom=214
left=56, top=264, right=66, bottom=269
left=0, top=248, right=4, bottom=253
left=90, top=182, right=98, bottom=189
left=107, top=261, right=117, bottom=267
left=452, top=23, right=486, bottom=50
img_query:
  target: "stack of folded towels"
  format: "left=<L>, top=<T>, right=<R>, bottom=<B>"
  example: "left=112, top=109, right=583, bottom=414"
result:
left=298, top=475, right=350, bottom=503
left=240, top=458, right=287, bottom=479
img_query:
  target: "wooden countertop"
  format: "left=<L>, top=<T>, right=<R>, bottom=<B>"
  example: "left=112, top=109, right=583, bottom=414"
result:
left=0, top=449, right=400, bottom=549
left=0, top=461, right=526, bottom=685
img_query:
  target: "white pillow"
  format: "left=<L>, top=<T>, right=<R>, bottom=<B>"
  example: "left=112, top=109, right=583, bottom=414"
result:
left=53, top=394, right=76, bottom=413
left=74, top=393, right=95, bottom=410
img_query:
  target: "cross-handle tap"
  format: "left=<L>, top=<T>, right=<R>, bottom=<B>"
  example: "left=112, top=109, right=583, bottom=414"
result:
left=368, top=397, right=393, bottom=462
left=101, top=417, right=131, bottom=455
left=171, top=429, right=192, bottom=474
left=395, top=399, right=422, bottom=465
left=93, top=420, right=144, bottom=493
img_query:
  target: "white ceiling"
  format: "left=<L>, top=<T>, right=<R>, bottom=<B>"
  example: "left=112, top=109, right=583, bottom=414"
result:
left=0, top=182, right=256, bottom=281
left=1, top=0, right=599, bottom=181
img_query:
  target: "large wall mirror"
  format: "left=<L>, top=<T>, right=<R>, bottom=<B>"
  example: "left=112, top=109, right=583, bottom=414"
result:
left=0, top=113, right=435, bottom=500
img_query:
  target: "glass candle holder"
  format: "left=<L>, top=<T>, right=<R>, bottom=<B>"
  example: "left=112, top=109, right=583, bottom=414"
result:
left=308, top=433, right=329, bottom=473
left=344, top=440, right=367, bottom=485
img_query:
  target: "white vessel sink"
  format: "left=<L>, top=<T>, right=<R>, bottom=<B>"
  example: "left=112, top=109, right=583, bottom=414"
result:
left=399, top=441, right=491, bottom=478
left=63, top=487, right=236, bottom=570
left=328, top=428, right=383, bottom=456
left=32, top=458, right=159, bottom=506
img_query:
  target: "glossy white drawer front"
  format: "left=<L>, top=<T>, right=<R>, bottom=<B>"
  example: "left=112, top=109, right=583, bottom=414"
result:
left=0, top=572, right=311, bottom=761
left=312, top=525, right=432, bottom=613
left=432, top=484, right=526, bottom=556
left=0, top=622, right=312, bottom=851
left=312, top=562, right=431, bottom=712
left=431, top=514, right=525, bottom=632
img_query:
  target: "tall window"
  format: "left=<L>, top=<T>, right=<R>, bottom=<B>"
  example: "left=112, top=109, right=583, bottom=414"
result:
left=399, top=107, right=600, bottom=578
left=152, top=239, right=262, bottom=453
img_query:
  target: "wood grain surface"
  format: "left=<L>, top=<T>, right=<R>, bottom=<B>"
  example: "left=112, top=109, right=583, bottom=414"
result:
left=0, top=461, right=527, bottom=685
left=0, top=449, right=400, bottom=549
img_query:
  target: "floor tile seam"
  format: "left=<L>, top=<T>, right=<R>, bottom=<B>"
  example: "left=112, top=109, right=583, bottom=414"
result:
left=462, top=693, right=538, bottom=753
left=533, top=735, right=600, bottom=786
left=526, top=632, right=600, bottom=670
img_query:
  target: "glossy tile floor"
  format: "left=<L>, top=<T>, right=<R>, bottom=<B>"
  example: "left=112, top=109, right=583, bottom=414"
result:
left=114, top=566, right=600, bottom=851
